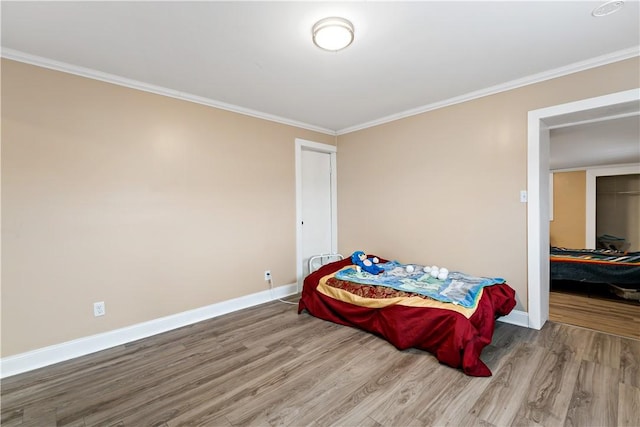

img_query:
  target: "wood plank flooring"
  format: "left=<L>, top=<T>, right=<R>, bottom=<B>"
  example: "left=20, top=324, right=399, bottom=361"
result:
left=549, top=291, right=640, bottom=340
left=2, top=296, right=639, bottom=427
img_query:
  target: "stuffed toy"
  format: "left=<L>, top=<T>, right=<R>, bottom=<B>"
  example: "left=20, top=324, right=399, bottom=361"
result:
left=351, top=251, right=383, bottom=275
left=423, top=265, right=449, bottom=280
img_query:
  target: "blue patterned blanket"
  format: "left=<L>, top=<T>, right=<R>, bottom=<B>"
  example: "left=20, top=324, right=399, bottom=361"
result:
left=335, top=261, right=505, bottom=308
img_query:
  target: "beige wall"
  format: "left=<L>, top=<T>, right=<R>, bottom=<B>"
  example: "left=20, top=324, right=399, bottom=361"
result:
left=1, top=59, right=335, bottom=357
left=550, top=171, right=587, bottom=248
left=336, top=57, right=640, bottom=312
left=2, top=56, right=639, bottom=358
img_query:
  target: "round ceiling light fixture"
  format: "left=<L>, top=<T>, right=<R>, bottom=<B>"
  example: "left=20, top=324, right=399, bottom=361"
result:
left=592, top=0, right=624, bottom=17
left=312, top=17, right=354, bottom=52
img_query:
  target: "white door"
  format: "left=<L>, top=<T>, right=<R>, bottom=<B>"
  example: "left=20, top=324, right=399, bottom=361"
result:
left=301, top=149, right=333, bottom=277
left=295, top=139, right=337, bottom=290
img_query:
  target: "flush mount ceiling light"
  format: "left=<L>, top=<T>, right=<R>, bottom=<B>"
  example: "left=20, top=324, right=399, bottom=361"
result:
left=312, top=17, right=354, bottom=52
left=592, top=0, right=624, bottom=17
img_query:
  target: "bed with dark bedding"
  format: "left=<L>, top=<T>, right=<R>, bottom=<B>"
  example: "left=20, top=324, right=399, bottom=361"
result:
left=550, top=246, right=640, bottom=286
left=298, top=255, right=516, bottom=377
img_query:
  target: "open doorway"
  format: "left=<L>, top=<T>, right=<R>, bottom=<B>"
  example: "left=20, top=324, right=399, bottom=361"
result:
left=548, top=167, right=639, bottom=338
left=590, top=168, right=640, bottom=251
left=526, top=88, right=640, bottom=330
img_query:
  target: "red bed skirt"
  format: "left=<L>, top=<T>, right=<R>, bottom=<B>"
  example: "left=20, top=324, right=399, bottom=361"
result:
left=298, top=257, right=516, bottom=377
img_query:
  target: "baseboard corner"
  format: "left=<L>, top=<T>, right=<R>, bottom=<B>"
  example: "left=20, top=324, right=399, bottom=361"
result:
left=497, top=309, right=529, bottom=328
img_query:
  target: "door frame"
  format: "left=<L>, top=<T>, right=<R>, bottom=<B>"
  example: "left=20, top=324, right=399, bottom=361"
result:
left=527, top=88, right=639, bottom=329
left=295, top=138, right=338, bottom=292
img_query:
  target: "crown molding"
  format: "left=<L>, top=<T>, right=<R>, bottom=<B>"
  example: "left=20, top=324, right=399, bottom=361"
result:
left=0, top=48, right=337, bottom=137
left=2, top=46, right=638, bottom=137
left=337, top=46, right=640, bottom=135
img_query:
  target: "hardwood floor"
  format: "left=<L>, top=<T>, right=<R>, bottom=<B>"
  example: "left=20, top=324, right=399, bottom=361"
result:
left=2, top=296, right=639, bottom=427
left=549, top=290, right=640, bottom=340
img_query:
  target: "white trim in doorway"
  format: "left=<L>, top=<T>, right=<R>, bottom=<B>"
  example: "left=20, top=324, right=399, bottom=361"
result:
left=295, top=138, right=338, bottom=292
left=527, top=88, right=640, bottom=330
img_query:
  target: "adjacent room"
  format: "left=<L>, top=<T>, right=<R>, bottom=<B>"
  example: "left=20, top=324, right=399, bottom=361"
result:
left=2, top=1, right=639, bottom=426
left=548, top=116, right=640, bottom=339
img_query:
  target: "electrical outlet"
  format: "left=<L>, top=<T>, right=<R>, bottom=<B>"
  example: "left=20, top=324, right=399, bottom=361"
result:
left=264, top=270, right=271, bottom=281
left=94, top=301, right=106, bottom=317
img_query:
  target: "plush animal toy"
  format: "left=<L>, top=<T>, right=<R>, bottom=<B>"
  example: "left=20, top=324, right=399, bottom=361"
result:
left=423, top=265, right=449, bottom=280
left=351, top=251, right=383, bottom=275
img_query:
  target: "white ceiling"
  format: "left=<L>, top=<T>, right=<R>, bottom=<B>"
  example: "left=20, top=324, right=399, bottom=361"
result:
left=2, top=1, right=639, bottom=135
left=550, top=115, right=640, bottom=170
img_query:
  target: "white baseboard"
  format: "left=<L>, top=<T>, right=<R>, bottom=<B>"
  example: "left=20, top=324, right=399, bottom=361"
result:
left=497, top=309, right=529, bottom=328
left=2, top=293, right=531, bottom=378
left=0, top=284, right=298, bottom=378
